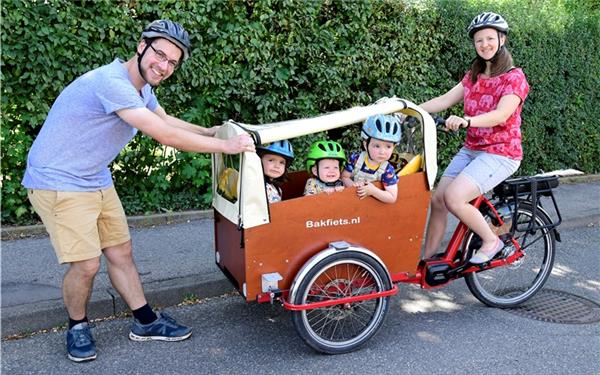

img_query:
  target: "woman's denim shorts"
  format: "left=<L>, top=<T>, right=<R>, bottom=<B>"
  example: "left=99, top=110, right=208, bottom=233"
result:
left=443, top=147, right=520, bottom=194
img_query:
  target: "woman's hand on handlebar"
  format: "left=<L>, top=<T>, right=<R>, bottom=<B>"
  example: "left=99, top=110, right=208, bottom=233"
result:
left=444, top=115, right=470, bottom=132
left=401, top=113, right=468, bottom=133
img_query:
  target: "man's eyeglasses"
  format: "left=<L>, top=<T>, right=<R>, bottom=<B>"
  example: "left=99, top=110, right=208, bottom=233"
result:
left=149, top=44, right=180, bottom=70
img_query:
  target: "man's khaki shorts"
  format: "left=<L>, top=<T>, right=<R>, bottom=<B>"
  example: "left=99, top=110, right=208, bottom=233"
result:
left=27, top=187, right=131, bottom=264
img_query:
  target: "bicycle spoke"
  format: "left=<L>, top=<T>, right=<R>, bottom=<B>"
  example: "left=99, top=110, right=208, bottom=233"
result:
left=465, top=202, right=555, bottom=307
left=292, top=254, right=390, bottom=352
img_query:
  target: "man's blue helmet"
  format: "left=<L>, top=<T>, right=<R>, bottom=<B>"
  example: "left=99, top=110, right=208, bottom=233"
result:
left=361, top=114, right=401, bottom=143
left=257, top=140, right=294, bottom=160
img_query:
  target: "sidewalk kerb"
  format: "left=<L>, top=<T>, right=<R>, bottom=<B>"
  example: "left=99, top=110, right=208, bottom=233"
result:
left=1, top=273, right=234, bottom=338
left=1, top=210, right=214, bottom=241
left=2, top=174, right=599, bottom=240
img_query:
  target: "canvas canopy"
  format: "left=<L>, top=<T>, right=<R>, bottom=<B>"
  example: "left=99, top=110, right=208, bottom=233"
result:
left=212, top=97, right=437, bottom=229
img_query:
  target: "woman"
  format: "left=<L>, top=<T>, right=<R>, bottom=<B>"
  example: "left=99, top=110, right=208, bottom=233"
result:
left=420, top=12, right=529, bottom=263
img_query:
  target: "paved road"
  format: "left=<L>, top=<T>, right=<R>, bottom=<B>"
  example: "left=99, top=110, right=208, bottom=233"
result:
left=2, top=224, right=599, bottom=375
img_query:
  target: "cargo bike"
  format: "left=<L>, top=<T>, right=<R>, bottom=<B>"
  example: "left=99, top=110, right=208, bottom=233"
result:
left=211, top=97, right=562, bottom=354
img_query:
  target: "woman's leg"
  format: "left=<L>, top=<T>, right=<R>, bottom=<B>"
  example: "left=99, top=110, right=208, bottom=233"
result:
left=446, top=152, right=520, bottom=262
left=443, top=174, right=499, bottom=252
left=424, top=176, right=454, bottom=258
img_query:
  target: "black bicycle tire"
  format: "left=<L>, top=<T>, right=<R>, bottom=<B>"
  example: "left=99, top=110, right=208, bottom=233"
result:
left=291, top=251, right=391, bottom=354
left=464, top=201, right=556, bottom=308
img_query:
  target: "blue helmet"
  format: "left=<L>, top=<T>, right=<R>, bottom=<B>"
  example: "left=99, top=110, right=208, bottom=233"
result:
left=257, top=140, right=294, bottom=160
left=361, top=114, right=401, bottom=143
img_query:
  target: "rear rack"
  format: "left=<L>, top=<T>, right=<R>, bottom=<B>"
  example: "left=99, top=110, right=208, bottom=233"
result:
left=493, top=175, right=559, bottom=198
left=492, top=175, right=562, bottom=234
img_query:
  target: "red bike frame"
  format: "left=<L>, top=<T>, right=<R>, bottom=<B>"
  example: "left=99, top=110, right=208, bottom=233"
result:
left=268, top=194, right=523, bottom=308
left=401, top=195, right=523, bottom=289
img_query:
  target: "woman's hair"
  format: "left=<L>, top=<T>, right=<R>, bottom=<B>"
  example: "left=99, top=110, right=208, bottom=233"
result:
left=469, top=40, right=514, bottom=83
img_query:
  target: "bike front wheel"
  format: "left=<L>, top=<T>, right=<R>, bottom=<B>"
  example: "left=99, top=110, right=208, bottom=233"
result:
left=464, top=201, right=556, bottom=308
left=291, top=252, right=391, bottom=354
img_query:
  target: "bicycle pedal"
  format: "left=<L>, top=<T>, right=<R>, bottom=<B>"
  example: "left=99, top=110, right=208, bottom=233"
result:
left=500, top=246, right=515, bottom=258
left=499, top=233, right=512, bottom=242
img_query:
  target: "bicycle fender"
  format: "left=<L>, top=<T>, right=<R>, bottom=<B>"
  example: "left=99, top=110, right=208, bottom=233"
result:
left=288, top=241, right=392, bottom=304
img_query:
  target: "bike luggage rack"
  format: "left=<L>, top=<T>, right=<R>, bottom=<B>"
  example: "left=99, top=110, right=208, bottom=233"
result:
left=493, top=175, right=562, bottom=234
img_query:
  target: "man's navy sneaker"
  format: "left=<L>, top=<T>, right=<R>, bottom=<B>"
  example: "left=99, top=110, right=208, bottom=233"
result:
left=66, top=322, right=97, bottom=362
left=129, top=312, right=192, bottom=342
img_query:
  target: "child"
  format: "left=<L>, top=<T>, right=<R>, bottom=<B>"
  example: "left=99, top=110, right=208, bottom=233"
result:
left=303, top=140, right=346, bottom=195
left=341, top=114, right=401, bottom=203
left=257, top=140, right=294, bottom=203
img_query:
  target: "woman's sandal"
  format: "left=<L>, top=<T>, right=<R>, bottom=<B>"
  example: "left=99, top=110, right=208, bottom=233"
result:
left=470, top=237, right=504, bottom=264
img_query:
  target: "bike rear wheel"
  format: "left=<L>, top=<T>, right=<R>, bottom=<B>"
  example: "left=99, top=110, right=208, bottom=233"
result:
left=291, top=252, right=391, bottom=354
left=464, top=202, right=556, bottom=308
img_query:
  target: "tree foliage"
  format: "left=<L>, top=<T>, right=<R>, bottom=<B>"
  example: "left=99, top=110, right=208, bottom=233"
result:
left=2, top=0, right=598, bottom=225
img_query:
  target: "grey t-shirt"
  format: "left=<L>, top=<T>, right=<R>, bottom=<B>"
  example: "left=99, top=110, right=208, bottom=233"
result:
left=22, top=59, right=158, bottom=191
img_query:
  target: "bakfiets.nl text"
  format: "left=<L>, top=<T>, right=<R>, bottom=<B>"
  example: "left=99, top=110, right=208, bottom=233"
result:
left=305, top=216, right=361, bottom=229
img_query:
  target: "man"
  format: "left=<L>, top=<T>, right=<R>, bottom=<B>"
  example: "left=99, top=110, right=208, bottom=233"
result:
left=21, top=20, right=255, bottom=362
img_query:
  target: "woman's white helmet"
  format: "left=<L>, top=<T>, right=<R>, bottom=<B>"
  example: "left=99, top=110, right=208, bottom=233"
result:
left=467, top=12, right=509, bottom=38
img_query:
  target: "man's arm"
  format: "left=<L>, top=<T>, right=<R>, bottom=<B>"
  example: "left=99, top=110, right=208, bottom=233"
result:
left=117, top=107, right=254, bottom=154
left=153, top=105, right=220, bottom=136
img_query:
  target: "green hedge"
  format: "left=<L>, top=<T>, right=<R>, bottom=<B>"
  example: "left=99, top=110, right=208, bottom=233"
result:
left=2, top=0, right=599, bottom=225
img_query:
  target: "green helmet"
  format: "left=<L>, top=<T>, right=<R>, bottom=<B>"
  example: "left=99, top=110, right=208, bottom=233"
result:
left=306, top=140, right=346, bottom=171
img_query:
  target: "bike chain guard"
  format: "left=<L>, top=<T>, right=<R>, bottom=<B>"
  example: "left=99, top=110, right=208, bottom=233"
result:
left=424, top=232, right=519, bottom=286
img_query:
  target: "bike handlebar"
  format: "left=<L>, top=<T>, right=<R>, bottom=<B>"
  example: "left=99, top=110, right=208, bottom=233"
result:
left=401, top=114, right=450, bottom=130
left=432, top=115, right=460, bottom=137
left=432, top=115, right=446, bottom=128
left=399, top=114, right=460, bottom=138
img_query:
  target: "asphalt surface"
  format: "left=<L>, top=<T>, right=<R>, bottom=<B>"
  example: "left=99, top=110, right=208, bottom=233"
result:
left=2, top=223, right=599, bottom=374
left=1, top=176, right=599, bottom=337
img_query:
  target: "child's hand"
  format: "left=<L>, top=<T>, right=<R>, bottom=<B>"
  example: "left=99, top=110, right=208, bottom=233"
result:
left=356, top=182, right=375, bottom=199
left=324, top=187, right=335, bottom=194
left=334, top=185, right=345, bottom=192
left=353, top=178, right=367, bottom=188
